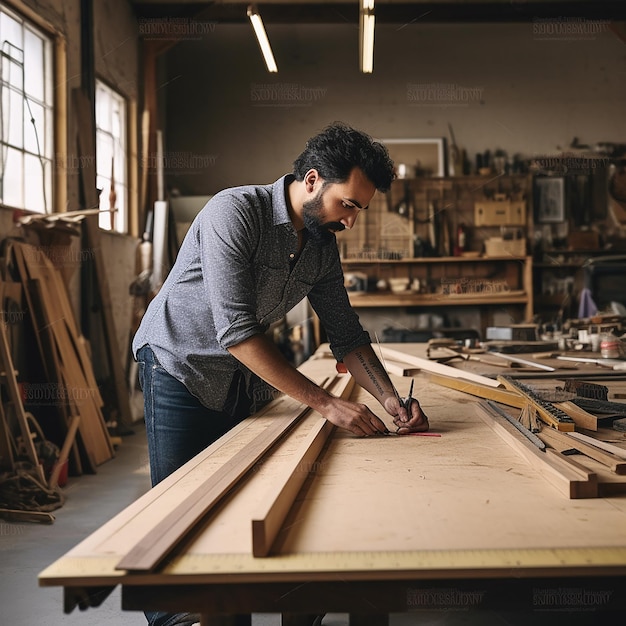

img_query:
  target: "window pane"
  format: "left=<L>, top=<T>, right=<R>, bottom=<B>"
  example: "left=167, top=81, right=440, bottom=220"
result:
left=24, top=29, right=44, bottom=101
left=3, top=54, right=24, bottom=91
left=24, top=99, right=44, bottom=154
left=2, top=146, right=24, bottom=207
left=96, top=80, right=127, bottom=233
left=97, top=173, right=111, bottom=209
left=97, top=85, right=111, bottom=132
left=0, top=6, right=52, bottom=214
left=24, top=152, right=46, bottom=212
left=7, top=88, right=24, bottom=147
left=96, top=131, right=113, bottom=179
left=0, top=12, right=23, bottom=53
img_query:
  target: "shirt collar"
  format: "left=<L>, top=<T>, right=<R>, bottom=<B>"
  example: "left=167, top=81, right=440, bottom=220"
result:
left=272, top=174, right=296, bottom=226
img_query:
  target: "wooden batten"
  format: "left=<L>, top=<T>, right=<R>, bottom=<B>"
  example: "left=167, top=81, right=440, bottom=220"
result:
left=251, top=374, right=354, bottom=557
left=117, top=376, right=341, bottom=572
left=9, top=242, right=114, bottom=471
left=378, top=346, right=501, bottom=388
left=475, top=402, right=598, bottom=499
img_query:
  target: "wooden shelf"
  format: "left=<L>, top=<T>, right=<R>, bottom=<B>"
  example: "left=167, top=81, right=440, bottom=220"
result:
left=342, top=256, right=534, bottom=335
left=349, top=291, right=528, bottom=308
left=342, top=255, right=527, bottom=264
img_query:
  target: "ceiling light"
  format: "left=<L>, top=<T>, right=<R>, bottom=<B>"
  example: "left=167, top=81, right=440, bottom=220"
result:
left=247, top=4, right=278, bottom=73
left=359, top=0, right=375, bottom=74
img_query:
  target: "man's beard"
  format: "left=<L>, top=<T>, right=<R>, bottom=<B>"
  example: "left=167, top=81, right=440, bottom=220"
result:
left=302, top=188, right=345, bottom=243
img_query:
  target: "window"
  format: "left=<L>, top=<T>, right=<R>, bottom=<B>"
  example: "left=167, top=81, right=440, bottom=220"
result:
left=95, top=79, right=127, bottom=232
left=0, top=3, right=53, bottom=213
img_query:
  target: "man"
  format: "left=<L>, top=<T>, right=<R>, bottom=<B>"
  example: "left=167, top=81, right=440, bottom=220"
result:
left=132, top=122, right=429, bottom=626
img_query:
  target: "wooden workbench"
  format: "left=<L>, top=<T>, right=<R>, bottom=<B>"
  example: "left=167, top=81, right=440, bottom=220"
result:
left=39, top=344, right=626, bottom=623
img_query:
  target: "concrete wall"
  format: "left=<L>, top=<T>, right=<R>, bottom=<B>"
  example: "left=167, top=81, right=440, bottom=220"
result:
left=162, top=21, right=626, bottom=195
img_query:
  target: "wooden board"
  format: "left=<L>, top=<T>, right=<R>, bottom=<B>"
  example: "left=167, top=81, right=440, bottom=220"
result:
left=39, top=355, right=626, bottom=606
left=251, top=374, right=354, bottom=557
left=116, top=375, right=340, bottom=572
left=538, top=426, right=626, bottom=475
left=378, top=345, right=501, bottom=388
left=0, top=318, right=46, bottom=483
left=10, top=242, right=113, bottom=469
left=474, top=402, right=597, bottom=499
left=428, top=372, right=526, bottom=407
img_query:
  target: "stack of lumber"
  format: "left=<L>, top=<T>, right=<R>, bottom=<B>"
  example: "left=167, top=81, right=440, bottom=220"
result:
left=377, top=344, right=626, bottom=499
left=6, top=240, right=114, bottom=476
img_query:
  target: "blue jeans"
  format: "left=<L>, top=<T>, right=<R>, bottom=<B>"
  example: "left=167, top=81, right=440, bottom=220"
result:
left=136, top=345, right=252, bottom=626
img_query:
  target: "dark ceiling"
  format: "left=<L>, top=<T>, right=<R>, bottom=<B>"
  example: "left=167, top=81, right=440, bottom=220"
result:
left=128, top=1, right=626, bottom=25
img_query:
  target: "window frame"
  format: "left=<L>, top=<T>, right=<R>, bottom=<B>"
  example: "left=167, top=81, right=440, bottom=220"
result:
left=0, top=1, right=55, bottom=214
left=95, top=77, right=129, bottom=233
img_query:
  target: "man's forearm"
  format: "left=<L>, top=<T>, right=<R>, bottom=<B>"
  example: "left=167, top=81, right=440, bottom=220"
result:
left=342, top=344, right=397, bottom=405
left=226, top=334, right=333, bottom=413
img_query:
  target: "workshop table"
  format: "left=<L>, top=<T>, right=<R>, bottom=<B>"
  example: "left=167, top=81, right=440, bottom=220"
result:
left=39, top=344, right=626, bottom=625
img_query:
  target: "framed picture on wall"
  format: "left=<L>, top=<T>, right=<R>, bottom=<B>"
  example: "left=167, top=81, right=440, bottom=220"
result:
left=535, top=176, right=565, bottom=223
left=379, top=138, right=447, bottom=177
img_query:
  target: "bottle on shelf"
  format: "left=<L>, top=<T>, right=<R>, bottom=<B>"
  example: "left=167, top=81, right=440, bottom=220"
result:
left=454, top=223, right=468, bottom=256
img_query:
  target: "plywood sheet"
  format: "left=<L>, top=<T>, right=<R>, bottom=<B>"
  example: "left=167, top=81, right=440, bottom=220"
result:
left=40, top=354, right=626, bottom=588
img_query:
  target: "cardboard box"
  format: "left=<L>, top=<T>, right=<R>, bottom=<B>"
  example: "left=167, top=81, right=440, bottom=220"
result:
left=474, top=195, right=526, bottom=226
left=484, top=237, right=527, bottom=257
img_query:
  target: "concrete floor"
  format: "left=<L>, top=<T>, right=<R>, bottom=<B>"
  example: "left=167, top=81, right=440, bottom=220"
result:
left=0, top=424, right=618, bottom=626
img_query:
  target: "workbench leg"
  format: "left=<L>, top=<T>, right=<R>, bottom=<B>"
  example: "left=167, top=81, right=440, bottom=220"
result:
left=199, top=614, right=252, bottom=626
left=348, top=614, right=388, bottom=626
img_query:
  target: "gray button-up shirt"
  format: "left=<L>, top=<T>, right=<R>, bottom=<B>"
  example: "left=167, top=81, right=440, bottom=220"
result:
left=132, top=175, right=370, bottom=411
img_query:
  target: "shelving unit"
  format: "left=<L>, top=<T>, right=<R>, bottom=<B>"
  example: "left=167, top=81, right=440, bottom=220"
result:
left=342, top=255, right=533, bottom=336
left=334, top=174, right=537, bottom=337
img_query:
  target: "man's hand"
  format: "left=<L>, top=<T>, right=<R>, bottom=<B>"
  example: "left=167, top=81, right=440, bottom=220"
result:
left=227, top=334, right=390, bottom=438
left=384, top=395, right=429, bottom=434
left=321, top=396, right=390, bottom=437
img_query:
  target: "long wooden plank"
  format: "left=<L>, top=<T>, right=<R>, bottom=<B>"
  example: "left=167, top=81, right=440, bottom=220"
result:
left=428, top=372, right=526, bottom=407
left=0, top=321, right=47, bottom=484
left=553, top=401, right=598, bottom=431
left=20, top=242, right=112, bottom=462
left=475, top=402, right=598, bottom=499
left=49, top=414, right=81, bottom=489
left=538, top=427, right=626, bottom=475
left=567, top=431, right=626, bottom=460
left=378, top=345, right=501, bottom=388
left=251, top=374, right=354, bottom=557
left=116, top=377, right=340, bottom=572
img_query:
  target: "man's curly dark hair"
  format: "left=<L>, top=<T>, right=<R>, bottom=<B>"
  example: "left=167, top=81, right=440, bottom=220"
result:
left=293, top=122, right=395, bottom=192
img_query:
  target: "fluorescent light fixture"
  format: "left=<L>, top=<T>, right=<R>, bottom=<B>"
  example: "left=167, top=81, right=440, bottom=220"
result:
left=359, top=0, right=375, bottom=73
left=247, top=4, right=278, bottom=73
